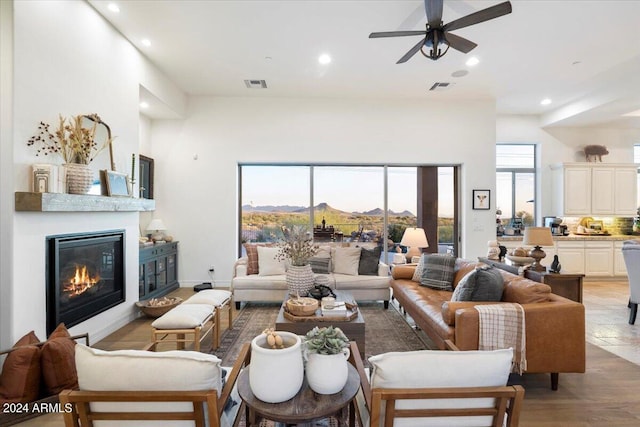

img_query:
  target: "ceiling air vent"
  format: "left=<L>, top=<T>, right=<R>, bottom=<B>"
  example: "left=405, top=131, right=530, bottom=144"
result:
left=429, top=82, right=453, bottom=91
left=244, top=79, right=268, bottom=89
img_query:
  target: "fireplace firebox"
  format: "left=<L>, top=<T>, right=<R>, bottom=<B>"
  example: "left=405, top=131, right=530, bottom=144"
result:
left=46, top=230, right=125, bottom=335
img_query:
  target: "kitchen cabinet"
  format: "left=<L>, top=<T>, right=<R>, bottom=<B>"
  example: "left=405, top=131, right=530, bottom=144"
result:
left=554, top=241, right=585, bottom=275
left=551, top=163, right=638, bottom=216
left=614, top=241, right=628, bottom=276
left=139, top=242, right=179, bottom=300
left=584, top=241, right=614, bottom=276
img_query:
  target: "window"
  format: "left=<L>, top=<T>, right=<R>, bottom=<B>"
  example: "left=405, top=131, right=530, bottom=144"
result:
left=496, top=144, right=536, bottom=228
left=635, top=145, right=640, bottom=209
left=239, top=164, right=458, bottom=261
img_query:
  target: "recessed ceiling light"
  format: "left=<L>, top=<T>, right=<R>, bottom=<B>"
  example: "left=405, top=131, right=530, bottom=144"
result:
left=139, top=102, right=149, bottom=109
left=107, top=3, right=120, bottom=13
left=141, top=39, right=151, bottom=47
left=465, top=57, right=479, bottom=67
left=540, top=98, right=552, bottom=106
left=318, top=54, right=331, bottom=65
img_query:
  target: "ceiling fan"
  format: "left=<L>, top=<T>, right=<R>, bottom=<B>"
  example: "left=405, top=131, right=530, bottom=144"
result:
left=369, top=0, right=512, bottom=63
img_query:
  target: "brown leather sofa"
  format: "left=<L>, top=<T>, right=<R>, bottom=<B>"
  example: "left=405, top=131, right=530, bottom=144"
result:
left=391, top=259, right=586, bottom=390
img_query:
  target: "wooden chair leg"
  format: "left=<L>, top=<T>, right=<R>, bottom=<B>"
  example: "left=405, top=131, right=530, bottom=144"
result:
left=629, top=302, right=638, bottom=325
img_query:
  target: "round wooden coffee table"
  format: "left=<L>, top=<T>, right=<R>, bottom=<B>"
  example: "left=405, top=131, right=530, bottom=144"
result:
left=237, top=364, right=360, bottom=426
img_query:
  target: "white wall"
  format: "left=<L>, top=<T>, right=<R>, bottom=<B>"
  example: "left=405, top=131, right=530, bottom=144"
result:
left=497, top=115, right=640, bottom=220
left=3, top=0, right=184, bottom=344
left=150, top=96, right=497, bottom=286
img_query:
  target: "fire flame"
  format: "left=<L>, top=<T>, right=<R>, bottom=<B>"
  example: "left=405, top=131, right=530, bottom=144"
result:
left=64, top=265, right=100, bottom=297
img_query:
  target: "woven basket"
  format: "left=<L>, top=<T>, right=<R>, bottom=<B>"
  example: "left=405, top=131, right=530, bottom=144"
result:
left=135, top=297, right=182, bottom=318
left=286, top=297, right=319, bottom=316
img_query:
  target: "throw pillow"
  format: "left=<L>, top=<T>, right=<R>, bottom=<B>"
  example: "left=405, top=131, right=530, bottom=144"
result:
left=333, top=247, right=362, bottom=276
left=309, top=256, right=331, bottom=274
left=420, top=254, right=456, bottom=290
left=257, top=246, right=286, bottom=276
left=0, top=331, right=42, bottom=403
left=358, top=246, right=381, bottom=275
left=243, top=243, right=273, bottom=275
left=411, top=253, right=426, bottom=282
left=451, top=266, right=505, bottom=302
left=40, top=323, right=78, bottom=395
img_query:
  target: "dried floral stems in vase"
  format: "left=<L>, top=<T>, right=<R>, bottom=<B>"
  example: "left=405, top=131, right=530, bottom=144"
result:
left=276, top=225, right=317, bottom=266
left=27, top=114, right=113, bottom=165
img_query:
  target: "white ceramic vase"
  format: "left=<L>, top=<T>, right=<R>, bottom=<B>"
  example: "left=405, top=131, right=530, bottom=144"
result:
left=305, top=347, right=350, bottom=394
left=249, top=331, right=303, bottom=403
left=286, top=264, right=315, bottom=296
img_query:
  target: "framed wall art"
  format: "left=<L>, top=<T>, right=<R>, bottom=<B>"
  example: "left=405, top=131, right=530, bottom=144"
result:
left=473, top=189, right=490, bottom=210
left=104, top=170, right=130, bottom=197
left=139, top=155, right=154, bottom=199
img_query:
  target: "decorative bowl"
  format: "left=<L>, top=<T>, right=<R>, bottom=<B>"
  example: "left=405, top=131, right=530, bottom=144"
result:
left=135, top=297, right=182, bottom=318
left=505, top=255, right=535, bottom=267
left=285, top=297, right=319, bottom=316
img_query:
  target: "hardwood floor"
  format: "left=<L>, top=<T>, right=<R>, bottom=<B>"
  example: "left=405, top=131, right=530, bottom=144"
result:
left=13, top=280, right=640, bottom=426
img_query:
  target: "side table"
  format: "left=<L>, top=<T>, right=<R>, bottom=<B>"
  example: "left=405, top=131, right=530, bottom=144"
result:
left=237, top=364, right=360, bottom=427
left=524, top=270, right=584, bottom=303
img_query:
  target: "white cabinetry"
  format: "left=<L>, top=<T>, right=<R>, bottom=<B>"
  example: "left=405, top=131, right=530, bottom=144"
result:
left=614, top=241, right=628, bottom=276
left=584, top=241, right=614, bottom=276
left=551, top=163, right=638, bottom=216
left=556, top=241, right=585, bottom=274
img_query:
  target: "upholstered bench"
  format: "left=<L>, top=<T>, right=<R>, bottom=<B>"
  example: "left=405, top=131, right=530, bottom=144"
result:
left=150, top=289, right=232, bottom=351
left=183, top=289, right=233, bottom=349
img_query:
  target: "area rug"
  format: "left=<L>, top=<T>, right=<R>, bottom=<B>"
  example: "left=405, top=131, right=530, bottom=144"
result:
left=212, top=302, right=434, bottom=366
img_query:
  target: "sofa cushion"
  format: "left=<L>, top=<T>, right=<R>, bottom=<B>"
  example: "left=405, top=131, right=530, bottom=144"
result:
left=41, top=323, right=78, bottom=395
left=0, top=331, right=42, bottom=403
left=451, top=266, right=504, bottom=302
left=257, top=246, right=286, bottom=276
left=358, top=246, right=381, bottom=275
left=453, top=259, right=481, bottom=288
left=368, top=348, right=513, bottom=427
left=420, top=254, right=456, bottom=290
left=411, top=255, right=426, bottom=282
left=309, top=256, right=331, bottom=274
left=243, top=243, right=273, bottom=275
left=75, top=344, right=222, bottom=427
left=502, top=276, right=552, bottom=304
left=333, top=247, right=361, bottom=276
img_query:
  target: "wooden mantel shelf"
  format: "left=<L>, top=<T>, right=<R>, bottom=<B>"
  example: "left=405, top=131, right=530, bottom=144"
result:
left=15, top=192, right=155, bottom=212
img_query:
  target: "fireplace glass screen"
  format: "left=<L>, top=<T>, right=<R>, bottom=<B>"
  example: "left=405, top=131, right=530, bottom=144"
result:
left=47, top=230, right=125, bottom=335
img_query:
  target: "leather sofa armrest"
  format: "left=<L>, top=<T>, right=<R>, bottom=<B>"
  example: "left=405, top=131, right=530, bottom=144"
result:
left=377, top=262, right=390, bottom=277
left=391, top=265, right=415, bottom=280
left=454, top=301, right=586, bottom=373
left=441, top=301, right=504, bottom=326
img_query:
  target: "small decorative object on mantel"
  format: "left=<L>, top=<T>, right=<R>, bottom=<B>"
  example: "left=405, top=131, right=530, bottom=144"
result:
left=249, top=328, right=304, bottom=403
left=277, top=225, right=317, bottom=296
left=583, top=144, right=609, bottom=162
left=27, top=114, right=114, bottom=194
left=303, top=326, right=351, bottom=394
left=549, top=255, right=561, bottom=273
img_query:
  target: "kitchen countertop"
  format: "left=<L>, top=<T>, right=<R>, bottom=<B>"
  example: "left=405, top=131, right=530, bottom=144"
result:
left=498, top=234, right=639, bottom=242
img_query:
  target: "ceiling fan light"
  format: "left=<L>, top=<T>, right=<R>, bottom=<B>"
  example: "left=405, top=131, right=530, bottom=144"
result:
left=465, top=57, right=479, bottom=67
left=540, top=98, right=552, bottom=106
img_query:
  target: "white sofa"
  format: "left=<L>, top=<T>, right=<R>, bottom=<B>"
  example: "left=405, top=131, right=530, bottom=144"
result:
left=231, top=243, right=391, bottom=309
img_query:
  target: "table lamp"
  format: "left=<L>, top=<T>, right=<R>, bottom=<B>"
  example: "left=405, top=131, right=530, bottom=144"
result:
left=146, top=218, right=167, bottom=242
left=523, top=226, right=554, bottom=272
left=400, top=227, right=429, bottom=262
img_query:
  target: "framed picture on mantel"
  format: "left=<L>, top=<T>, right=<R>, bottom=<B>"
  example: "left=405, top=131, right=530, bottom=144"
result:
left=473, top=189, right=490, bottom=210
left=139, top=155, right=154, bottom=199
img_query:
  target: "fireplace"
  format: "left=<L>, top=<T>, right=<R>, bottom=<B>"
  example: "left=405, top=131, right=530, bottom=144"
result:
left=46, top=230, right=126, bottom=335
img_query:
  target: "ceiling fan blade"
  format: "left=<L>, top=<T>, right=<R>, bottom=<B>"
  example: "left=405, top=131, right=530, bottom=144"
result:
left=443, top=1, right=512, bottom=32
left=369, top=30, right=426, bottom=38
left=396, top=37, right=426, bottom=64
left=444, top=32, right=477, bottom=53
left=424, top=0, right=444, bottom=27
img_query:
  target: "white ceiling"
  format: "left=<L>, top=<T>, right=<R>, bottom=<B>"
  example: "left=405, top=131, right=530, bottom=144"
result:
left=89, top=0, right=640, bottom=127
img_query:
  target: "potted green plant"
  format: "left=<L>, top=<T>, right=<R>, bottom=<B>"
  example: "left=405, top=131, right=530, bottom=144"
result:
left=276, top=225, right=318, bottom=296
left=303, top=326, right=350, bottom=394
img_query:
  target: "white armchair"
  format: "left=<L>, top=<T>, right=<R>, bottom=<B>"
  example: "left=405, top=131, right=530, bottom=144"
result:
left=622, top=240, right=640, bottom=325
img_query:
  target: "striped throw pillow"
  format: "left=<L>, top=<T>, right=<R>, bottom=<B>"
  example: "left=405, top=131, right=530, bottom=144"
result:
left=420, top=254, right=456, bottom=290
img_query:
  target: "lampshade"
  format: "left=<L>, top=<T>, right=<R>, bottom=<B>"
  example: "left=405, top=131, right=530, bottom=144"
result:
left=400, top=227, right=429, bottom=248
left=146, top=219, right=167, bottom=232
left=522, top=227, right=554, bottom=247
